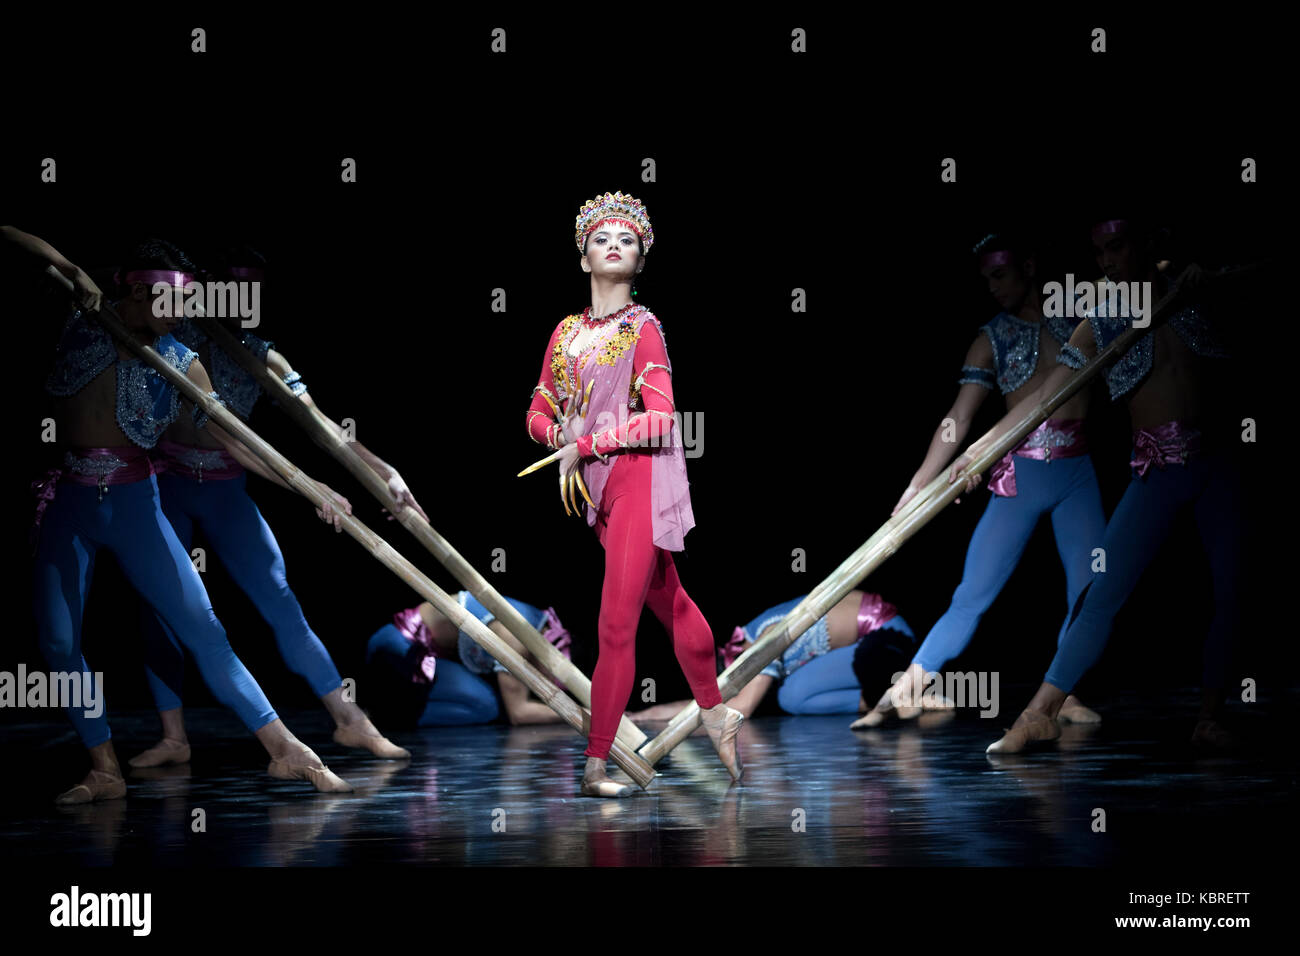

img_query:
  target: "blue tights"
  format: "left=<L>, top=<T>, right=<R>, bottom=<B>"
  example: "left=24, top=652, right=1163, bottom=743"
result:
left=1044, top=454, right=1241, bottom=693
left=33, top=476, right=277, bottom=748
left=141, top=472, right=341, bottom=712
left=912, top=455, right=1106, bottom=674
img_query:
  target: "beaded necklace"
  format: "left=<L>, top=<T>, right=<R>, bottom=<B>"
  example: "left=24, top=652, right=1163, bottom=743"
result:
left=581, top=301, right=638, bottom=328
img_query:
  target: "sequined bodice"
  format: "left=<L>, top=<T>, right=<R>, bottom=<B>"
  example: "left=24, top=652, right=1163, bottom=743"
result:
left=552, top=305, right=651, bottom=405
left=174, top=318, right=274, bottom=420
left=46, top=308, right=199, bottom=449
left=980, top=312, right=1077, bottom=395
left=1087, top=300, right=1228, bottom=401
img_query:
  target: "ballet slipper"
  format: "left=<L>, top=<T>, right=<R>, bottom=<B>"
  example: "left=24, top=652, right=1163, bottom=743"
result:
left=268, top=746, right=354, bottom=793
left=700, top=704, right=744, bottom=781
left=55, top=768, right=127, bottom=806
left=903, top=693, right=955, bottom=719
left=580, top=757, right=632, bottom=798
left=128, top=737, right=191, bottom=768
left=333, top=717, right=411, bottom=760
left=1057, top=695, right=1102, bottom=724
left=985, top=708, right=1061, bottom=754
left=1190, top=719, right=1238, bottom=752
left=850, top=710, right=887, bottom=730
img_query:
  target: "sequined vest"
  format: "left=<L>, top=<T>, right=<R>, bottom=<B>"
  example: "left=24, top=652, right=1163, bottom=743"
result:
left=173, top=318, right=283, bottom=420
left=1086, top=301, right=1229, bottom=400
left=45, top=307, right=199, bottom=449
left=977, top=311, right=1078, bottom=395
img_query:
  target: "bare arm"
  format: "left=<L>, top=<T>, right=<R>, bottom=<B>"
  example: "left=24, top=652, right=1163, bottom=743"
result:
left=266, top=348, right=428, bottom=521
left=892, top=334, right=994, bottom=514
left=722, top=674, right=774, bottom=720
left=629, top=674, right=775, bottom=722
left=187, top=358, right=352, bottom=530
left=496, top=671, right=564, bottom=725
left=1, top=225, right=102, bottom=310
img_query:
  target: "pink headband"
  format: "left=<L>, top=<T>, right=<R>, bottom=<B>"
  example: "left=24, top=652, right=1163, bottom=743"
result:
left=1091, top=219, right=1129, bottom=239
left=119, top=269, right=196, bottom=289
left=978, top=250, right=1015, bottom=270
left=226, top=266, right=264, bottom=280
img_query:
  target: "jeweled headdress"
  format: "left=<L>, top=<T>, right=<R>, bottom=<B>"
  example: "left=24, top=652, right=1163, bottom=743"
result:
left=575, top=190, right=654, bottom=255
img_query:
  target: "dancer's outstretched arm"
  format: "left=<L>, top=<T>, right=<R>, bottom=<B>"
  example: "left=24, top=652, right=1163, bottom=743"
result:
left=631, top=675, right=773, bottom=722
left=1, top=225, right=102, bottom=310
left=187, top=358, right=352, bottom=531
left=892, top=333, right=995, bottom=515
left=265, top=347, right=428, bottom=521
left=497, top=672, right=565, bottom=725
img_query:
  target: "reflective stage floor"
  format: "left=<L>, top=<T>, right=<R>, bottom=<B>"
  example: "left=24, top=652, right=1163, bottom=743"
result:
left=1, top=689, right=1292, bottom=867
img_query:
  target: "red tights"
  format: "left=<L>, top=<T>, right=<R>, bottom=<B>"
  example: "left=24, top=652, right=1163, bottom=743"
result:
left=585, top=452, right=722, bottom=759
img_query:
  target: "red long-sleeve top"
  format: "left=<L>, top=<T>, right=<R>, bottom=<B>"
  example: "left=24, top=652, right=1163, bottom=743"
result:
left=525, top=316, right=676, bottom=460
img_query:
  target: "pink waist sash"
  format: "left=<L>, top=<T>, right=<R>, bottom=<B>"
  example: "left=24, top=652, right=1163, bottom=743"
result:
left=1130, top=420, right=1202, bottom=477
left=988, top=418, right=1088, bottom=498
left=394, top=606, right=440, bottom=684
left=61, top=445, right=155, bottom=488
left=156, top=439, right=244, bottom=482
left=856, top=591, right=898, bottom=635
left=31, top=446, right=155, bottom=547
left=719, top=591, right=899, bottom=670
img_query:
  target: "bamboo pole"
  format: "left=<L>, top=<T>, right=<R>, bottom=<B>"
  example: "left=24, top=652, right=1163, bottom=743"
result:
left=48, top=269, right=655, bottom=789
left=191, top=314, right=648, bottom=753
left=640, top=267, right=1234, bottom=766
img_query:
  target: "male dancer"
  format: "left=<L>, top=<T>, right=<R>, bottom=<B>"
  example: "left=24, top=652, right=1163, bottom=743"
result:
left=956, top=219, right=1240, bottom=752
left=14, top=226, right=354, bottom=801
left=132, top=246, right=423, bottom=766
left=858, top=232, right=1107, bottom=727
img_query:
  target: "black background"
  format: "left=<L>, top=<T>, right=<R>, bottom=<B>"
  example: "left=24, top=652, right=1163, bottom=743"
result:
left=1, top=11, right=1289, bottom=725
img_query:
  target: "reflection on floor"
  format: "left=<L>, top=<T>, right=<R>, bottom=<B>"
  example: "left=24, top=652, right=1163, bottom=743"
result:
left=1, top=689, right=1291, bottom=866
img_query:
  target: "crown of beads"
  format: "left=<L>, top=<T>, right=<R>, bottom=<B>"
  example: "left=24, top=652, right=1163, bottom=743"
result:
left=575, top=190, right=654, bottom=255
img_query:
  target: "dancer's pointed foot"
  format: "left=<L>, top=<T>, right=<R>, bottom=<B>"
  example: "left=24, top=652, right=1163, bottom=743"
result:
left=333, top=716, right=411, bottom=760
left=701, top=703, right=744, bottom=781
left=128, top=737, right=191, bottom=768
left=1190, top=718, right=1238, bottom=752
left=55, top=768, right=126, bottom=806
left=268, top=746, right=353, bottom=793
left=1057, top=695, right=1102, bottom=724
left=986, top=707, right=1061, bottom=754
left=580, top=757, right=632, bottom=798
left=850, top=710, right=886, bottom=729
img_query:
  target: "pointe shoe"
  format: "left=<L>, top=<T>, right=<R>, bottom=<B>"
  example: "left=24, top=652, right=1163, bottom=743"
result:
left=580, top=758, right=632, bottom=798
left=268, top=746, right=354, bottom=793
left=1058, top=695, right=1102, bottom=725
left=128, top=738, right=192, bottom=768
left=1190, top=719, right=1238, bottom=752
left=55, top=769, right=127, bottom=806
left=986, top=708, right=1061, bottom=754
left=701, top=704, right=744, bottom=781
left=333, top=719, right=411, bottom=760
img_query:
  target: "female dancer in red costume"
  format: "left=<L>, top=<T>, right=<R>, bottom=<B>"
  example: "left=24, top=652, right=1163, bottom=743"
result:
left=522, top=191, right=743, bottom=797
